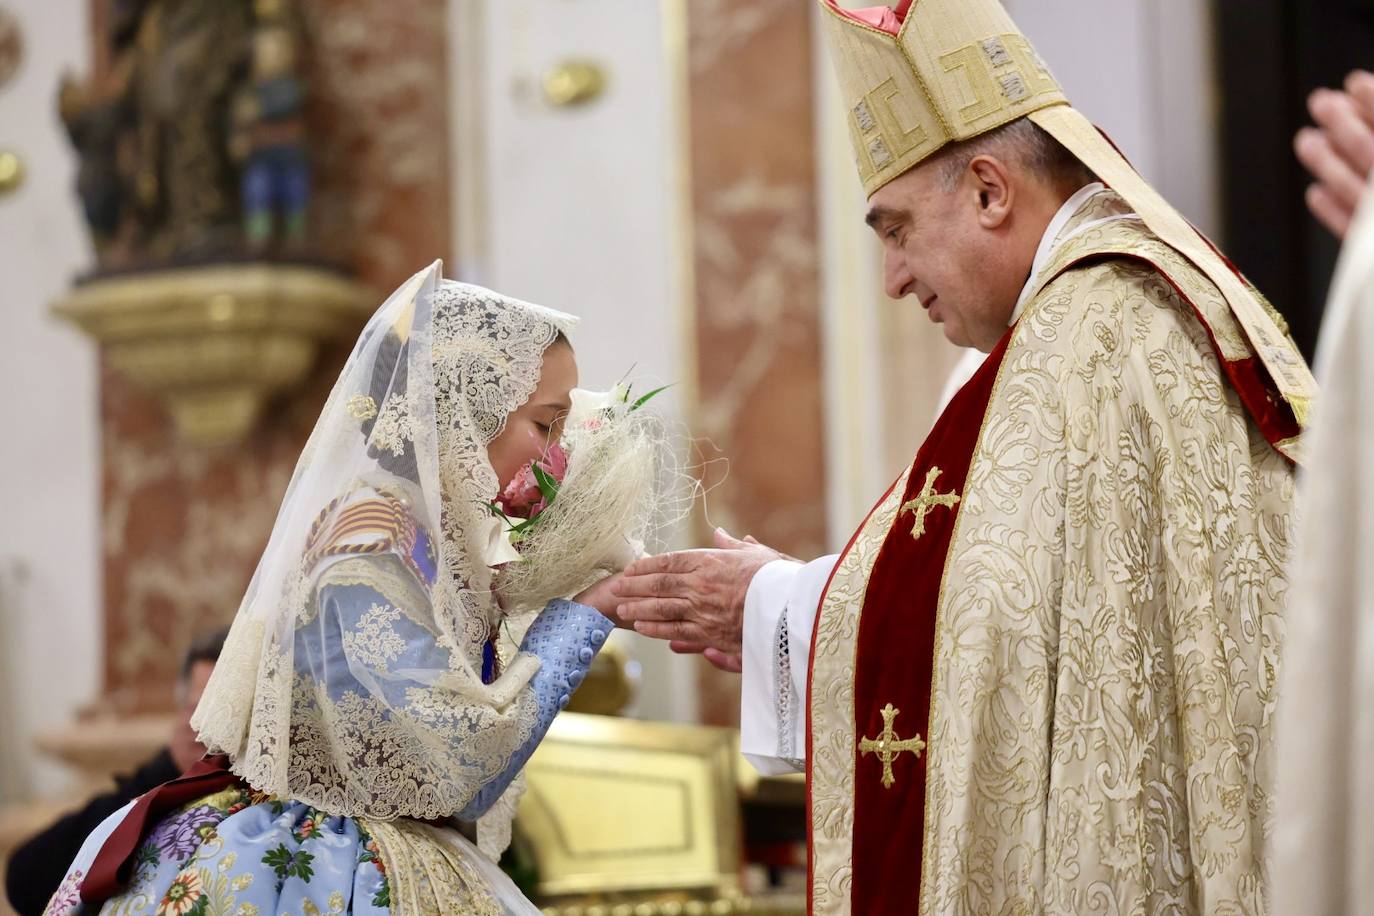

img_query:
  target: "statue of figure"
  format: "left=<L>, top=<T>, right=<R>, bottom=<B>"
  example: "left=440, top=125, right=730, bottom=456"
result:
left=59, top=78, right=127, bottom=253
left=231, top=0, right=309, bottom=251
left=137, top=0, right=253, bottom=260
left=57, top=0, right=149, bottom=261
left=58, top=0, right=317, bottom=271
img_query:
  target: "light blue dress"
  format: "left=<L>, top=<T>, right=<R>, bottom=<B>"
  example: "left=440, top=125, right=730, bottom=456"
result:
left=43, top=589, right=613, bottom=915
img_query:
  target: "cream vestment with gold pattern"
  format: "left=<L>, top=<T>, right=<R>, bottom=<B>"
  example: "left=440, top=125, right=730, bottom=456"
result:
left=748, top=188, right=1303, bottom=914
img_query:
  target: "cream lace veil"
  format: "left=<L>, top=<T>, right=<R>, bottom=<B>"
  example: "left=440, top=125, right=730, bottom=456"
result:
left=191, top=261, right=578, bottom=831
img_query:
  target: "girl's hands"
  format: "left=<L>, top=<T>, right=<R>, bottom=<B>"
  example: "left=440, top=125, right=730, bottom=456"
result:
left=573, top=572, right=630, bottom=627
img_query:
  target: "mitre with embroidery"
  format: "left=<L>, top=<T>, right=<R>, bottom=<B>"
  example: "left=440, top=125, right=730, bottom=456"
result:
left=816, top=0, right=1317, bottom=437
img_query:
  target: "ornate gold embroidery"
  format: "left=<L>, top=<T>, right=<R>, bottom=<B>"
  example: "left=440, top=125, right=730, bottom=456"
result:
left=347, top=394, right=379, bottom=421
left=859, top=703, right=925, bottom=789
left=917, top=232, right=1295, bottom=913
left=808, top=467, right=912, bottom=914
left=938, top=45, right=1003, bottom=122
left=899, top=467, right=960, bottom=540
left=849, top=76, right=931, bottom=181
left=361, top=818, right=502, bottom=916
left=1022, top=195, right=1310, bottom=463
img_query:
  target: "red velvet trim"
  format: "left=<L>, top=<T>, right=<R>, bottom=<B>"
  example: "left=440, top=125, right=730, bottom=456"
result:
left=80, top=755, right=241, bottom=904
left=843, top=332, right=1011, bottom=912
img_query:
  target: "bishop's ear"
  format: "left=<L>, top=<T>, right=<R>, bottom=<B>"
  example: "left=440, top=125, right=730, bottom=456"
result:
left=967, top=155, right=1015, bottom=229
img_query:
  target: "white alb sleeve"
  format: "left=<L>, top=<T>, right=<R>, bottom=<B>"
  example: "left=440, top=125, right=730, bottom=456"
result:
left=740, top=555, right=840, bottom=775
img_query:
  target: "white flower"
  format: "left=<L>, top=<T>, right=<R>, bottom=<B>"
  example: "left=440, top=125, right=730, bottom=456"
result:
left=568, top=385, right=628, bottom=424
left=480, top=513, right=524, bottom=567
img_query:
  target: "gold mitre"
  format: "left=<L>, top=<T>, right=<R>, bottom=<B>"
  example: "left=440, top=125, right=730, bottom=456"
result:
left=817, top=0, right=1318, bottom=453
left=817, top=0, right=1067, bottom=194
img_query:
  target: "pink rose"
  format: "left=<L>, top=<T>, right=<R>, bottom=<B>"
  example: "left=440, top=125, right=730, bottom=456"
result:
left=497, top=444, right=568, bottom=518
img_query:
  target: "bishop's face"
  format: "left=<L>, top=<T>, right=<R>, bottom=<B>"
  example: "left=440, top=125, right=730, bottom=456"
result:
left=866, top=160, right=1028, bottom=353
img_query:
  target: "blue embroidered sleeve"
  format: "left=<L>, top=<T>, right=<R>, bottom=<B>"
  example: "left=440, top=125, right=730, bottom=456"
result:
left=457, top=599, right=613, bottom=819
left=302, top=576, right=611, bottom=820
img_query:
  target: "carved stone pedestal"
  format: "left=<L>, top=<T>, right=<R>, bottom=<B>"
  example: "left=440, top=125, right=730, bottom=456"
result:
left=53, top=264, right=374, bottom=445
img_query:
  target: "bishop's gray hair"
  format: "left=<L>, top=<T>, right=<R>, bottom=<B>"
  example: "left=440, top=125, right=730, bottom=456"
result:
left=935, top=116, right=1097, bottom=193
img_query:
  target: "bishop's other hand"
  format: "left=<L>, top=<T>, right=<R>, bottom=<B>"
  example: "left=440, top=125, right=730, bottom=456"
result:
left=613, top=528, right=785, bottom=671
left=1296, top=70, right=1374, bottom=239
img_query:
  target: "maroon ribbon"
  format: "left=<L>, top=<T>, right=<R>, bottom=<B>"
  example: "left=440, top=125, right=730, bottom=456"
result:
left=79, top=755, right=241, bottom=904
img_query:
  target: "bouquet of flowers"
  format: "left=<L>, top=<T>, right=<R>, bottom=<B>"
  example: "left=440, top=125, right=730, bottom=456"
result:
left=489, top=441, right=571, bottom=545
left=490, top=382, right=671, bottom=613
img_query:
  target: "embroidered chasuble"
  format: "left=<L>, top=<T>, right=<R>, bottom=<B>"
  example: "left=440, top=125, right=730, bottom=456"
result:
left=805, top=188, right=1304, bottom=914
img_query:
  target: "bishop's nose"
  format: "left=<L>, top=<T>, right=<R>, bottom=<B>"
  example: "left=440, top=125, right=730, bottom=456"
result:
left=883, top=247, right=916, bottom=300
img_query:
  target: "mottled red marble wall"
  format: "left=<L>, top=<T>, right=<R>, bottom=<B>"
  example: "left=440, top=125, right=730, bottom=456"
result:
left=686, top=0, right=826, bottom=726
left=98, top=0, right=451, bottom=709
left=303, top=0, right=452, bottom=288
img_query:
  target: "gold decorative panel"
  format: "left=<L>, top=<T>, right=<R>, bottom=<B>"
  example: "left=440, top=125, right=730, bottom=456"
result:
left=520, top=713, right=741, bottom=901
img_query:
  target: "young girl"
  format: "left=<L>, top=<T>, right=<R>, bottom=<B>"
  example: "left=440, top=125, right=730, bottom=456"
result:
left=44, top=263, right=638, bottom=915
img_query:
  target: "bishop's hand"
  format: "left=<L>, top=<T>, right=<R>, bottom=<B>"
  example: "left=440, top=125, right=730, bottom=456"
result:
left=613, top=528, right=784, bottom=666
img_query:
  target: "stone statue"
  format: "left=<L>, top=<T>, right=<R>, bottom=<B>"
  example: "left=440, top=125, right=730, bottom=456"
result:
left=231, top=0, right=309, bottom=251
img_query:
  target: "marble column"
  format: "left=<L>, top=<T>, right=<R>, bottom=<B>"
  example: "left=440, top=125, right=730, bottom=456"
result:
left=685, top=0, right=827, bottom=726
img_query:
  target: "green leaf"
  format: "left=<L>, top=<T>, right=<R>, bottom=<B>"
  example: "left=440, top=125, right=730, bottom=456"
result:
left=263, top=844, right=293, bottom=879
left=291, top=847, right=316, bottom=882
left=134, top=842, right=159, bottom=869
left=531, top=462, right=561, bottom=505
left=489, top=500, right=539, bottom=535
left=630, top=384, right=672, bottom=411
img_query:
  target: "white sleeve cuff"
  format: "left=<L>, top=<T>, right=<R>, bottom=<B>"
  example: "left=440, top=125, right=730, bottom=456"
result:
left=740, top=560, right=803, bottom=770
left=740, top=555, right=839, bottom=776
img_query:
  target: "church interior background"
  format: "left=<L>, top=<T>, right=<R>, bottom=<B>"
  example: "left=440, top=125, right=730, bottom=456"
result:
left=0, top=0, right=1368, bottom=911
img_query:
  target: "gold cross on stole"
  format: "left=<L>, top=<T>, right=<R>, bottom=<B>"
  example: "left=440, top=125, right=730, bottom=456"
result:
left=859, top=703, right=926, bottom=789
left=900, top=467, right=960, bottom=540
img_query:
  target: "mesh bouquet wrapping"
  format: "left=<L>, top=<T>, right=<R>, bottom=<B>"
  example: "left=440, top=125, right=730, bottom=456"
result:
left=495, top=385, right=671, bottom=616
left=189, top=261, right=658, bottom=857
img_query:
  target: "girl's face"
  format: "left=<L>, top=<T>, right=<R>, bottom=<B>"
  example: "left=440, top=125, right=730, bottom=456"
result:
left=487, top=340, right=578, bottom=491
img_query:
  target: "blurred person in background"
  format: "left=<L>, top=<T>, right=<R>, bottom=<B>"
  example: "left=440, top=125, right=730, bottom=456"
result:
left=1275, top=68, right=1374, bottom=916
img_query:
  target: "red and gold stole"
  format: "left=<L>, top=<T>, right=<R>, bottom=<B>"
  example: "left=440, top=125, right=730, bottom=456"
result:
left=805, top=328, right=1012, bottom=913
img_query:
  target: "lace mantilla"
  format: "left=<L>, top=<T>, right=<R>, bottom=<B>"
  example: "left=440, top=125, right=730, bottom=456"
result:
left=193, top=263, right=579, bottom=830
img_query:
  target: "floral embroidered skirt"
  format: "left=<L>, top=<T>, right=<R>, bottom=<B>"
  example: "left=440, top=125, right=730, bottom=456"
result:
left=43, top=787, right=536, bottom=915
